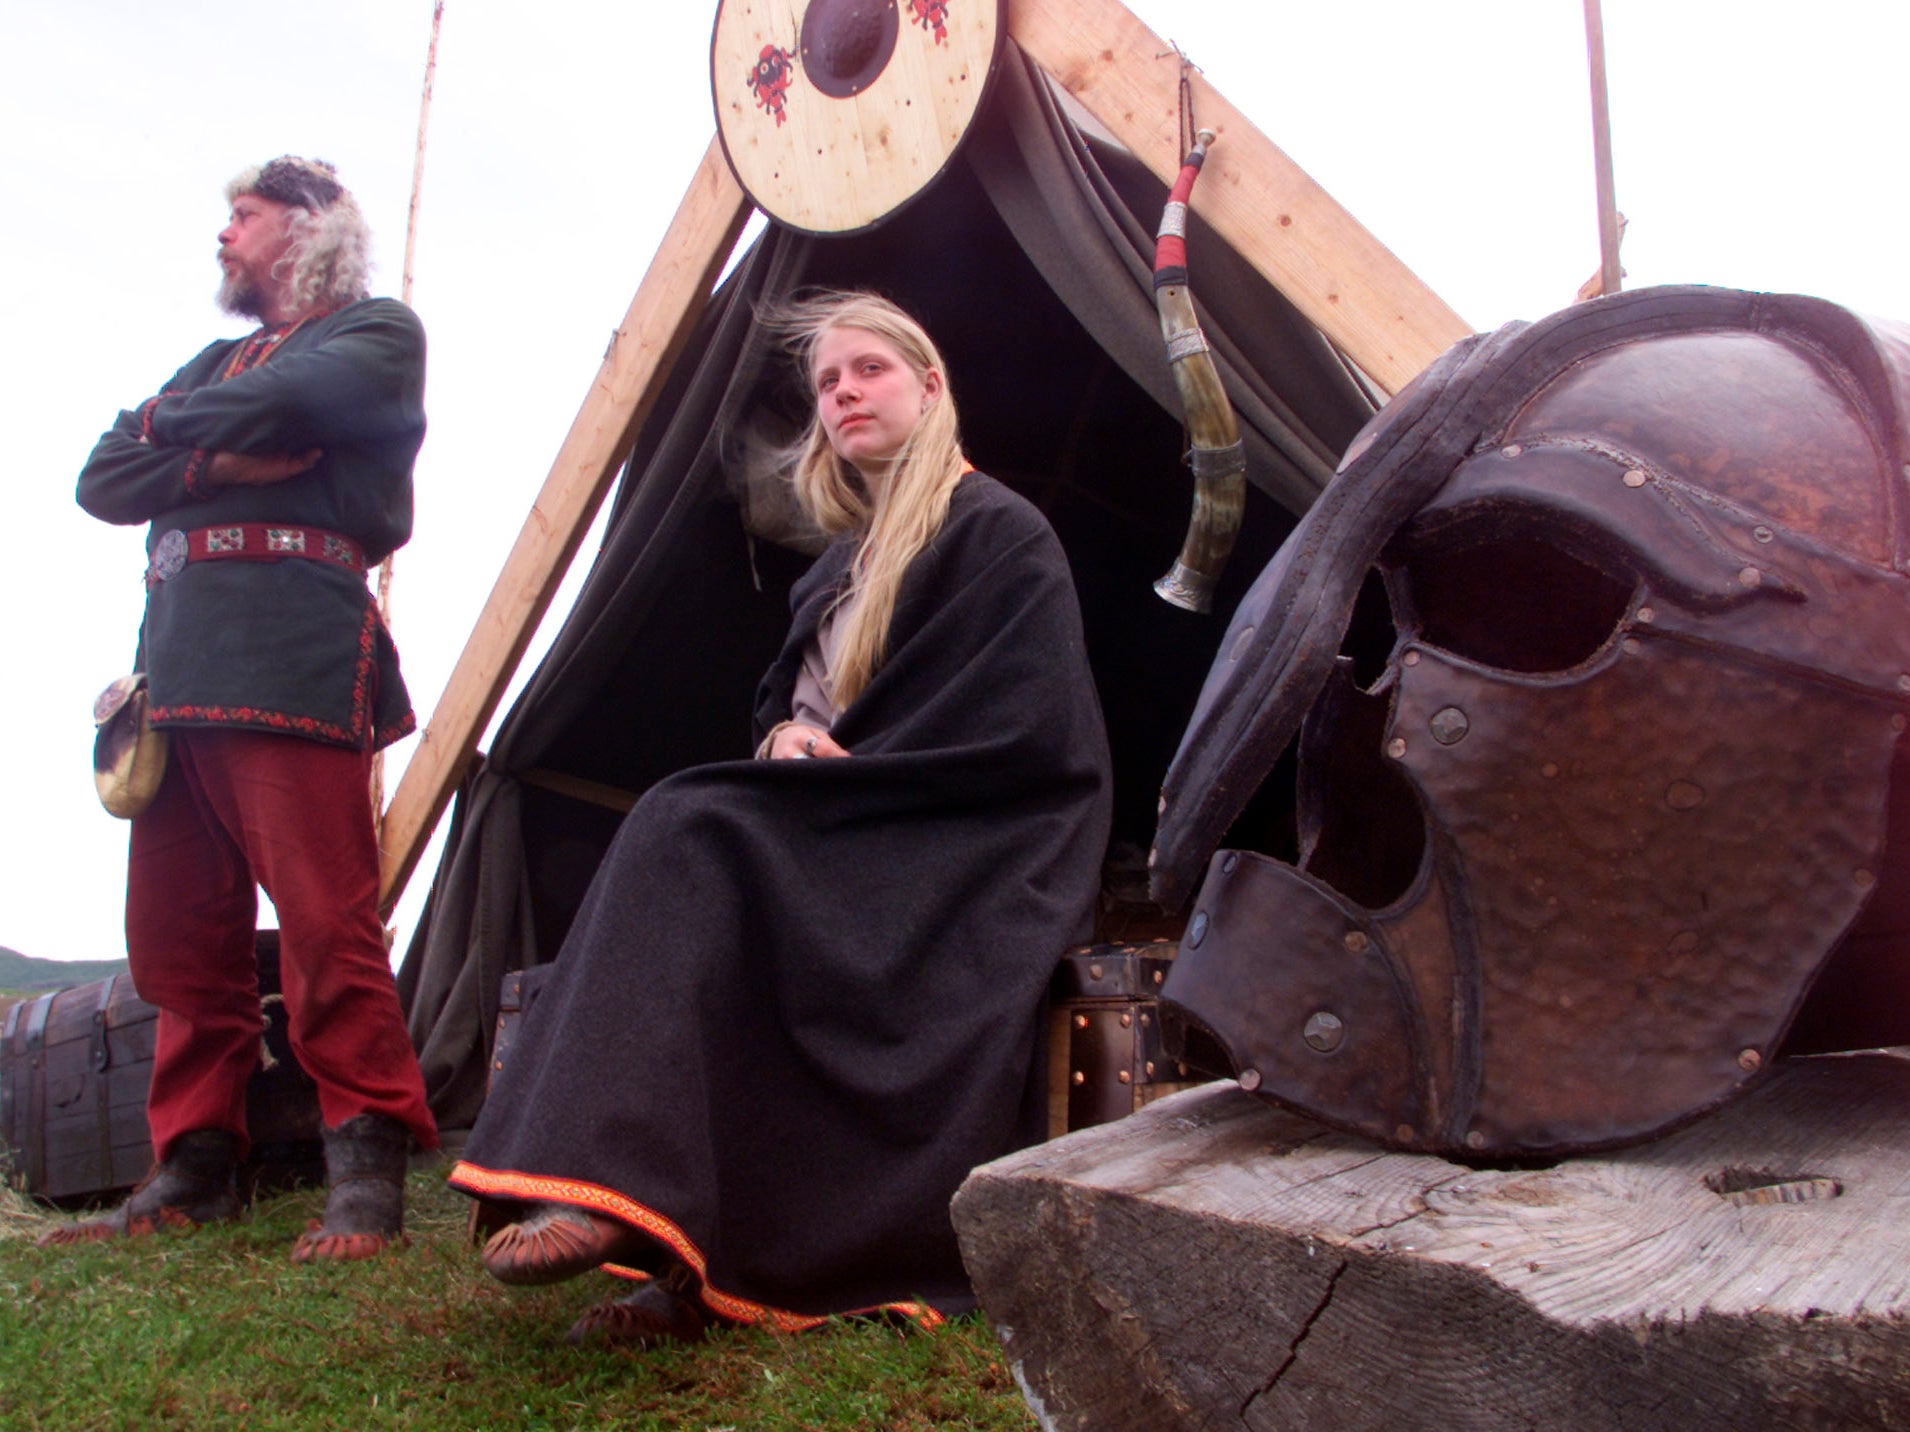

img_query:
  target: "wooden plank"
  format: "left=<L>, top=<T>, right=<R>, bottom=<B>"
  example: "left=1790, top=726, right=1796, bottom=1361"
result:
left=377, top=138, right=754, bottom=914
left=1006, top=0, right=1472, bottom=394
left=953, top=1053, right=1910, bottom=1430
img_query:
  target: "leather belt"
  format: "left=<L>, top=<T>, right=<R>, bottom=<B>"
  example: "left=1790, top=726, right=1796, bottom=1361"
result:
left=146, top=524, right=367, bottom=587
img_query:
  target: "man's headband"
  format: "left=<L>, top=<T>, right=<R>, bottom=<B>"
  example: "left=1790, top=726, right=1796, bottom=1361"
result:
left=240, top=156, right=345, bottom=211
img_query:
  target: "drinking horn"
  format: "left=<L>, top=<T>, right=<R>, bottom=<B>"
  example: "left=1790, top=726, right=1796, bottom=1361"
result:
left=1151, top=128, right=1247, bottom=614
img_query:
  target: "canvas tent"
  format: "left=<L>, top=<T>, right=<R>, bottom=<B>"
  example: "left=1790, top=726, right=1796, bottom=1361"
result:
left=395, top=35, right=1460, bottom=1130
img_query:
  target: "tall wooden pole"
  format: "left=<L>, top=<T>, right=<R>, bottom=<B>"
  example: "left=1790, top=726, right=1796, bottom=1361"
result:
left=372, top=0, right=445, bottom=833
left=399, top=1, right=445, bottom=311
left=1583, top=0, right=1622, bottom=297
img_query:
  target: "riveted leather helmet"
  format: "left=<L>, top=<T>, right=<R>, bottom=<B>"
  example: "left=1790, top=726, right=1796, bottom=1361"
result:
left=1152, top=286, right=1910, bottom=1157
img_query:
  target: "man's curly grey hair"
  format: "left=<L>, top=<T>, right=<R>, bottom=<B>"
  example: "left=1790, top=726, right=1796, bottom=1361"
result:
left=226, top=156, right=373, bottom=313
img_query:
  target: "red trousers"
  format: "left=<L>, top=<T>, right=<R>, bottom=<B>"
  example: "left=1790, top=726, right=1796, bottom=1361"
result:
left=126, top=728, right=437, bottom=1161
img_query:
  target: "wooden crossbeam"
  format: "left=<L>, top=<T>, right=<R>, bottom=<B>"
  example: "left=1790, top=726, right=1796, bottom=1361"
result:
left=377, top=138, right=752, bottom=914
left=1007, top=0, right=1471, bottom=393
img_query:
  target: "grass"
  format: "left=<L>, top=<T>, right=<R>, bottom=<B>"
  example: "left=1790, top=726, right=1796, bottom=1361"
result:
left=0, top=1170, right=1035, bottom=1431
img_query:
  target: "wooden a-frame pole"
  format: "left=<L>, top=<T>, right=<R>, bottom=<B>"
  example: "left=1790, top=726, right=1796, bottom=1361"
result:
left=1006, top=0, right=1468, bottom=392
left=377, top=138, right=750, bottom=913
left=376, top=0, right=1470, bottom=916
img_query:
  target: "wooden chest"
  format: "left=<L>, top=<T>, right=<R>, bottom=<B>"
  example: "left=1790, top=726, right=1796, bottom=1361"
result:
left=1047, top=941, right=1198, bottom=1138
left=0, top=933, right=321, bottom=1203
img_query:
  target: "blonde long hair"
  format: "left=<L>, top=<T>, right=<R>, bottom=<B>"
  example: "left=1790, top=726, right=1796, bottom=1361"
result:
left=777, top=291, right=968, bottom=709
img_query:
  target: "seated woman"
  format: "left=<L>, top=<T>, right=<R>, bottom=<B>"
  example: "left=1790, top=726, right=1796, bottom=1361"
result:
left=450, top=291, right=1113, bottom=1346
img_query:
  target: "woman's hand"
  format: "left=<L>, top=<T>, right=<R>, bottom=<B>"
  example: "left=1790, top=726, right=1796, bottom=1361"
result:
left=769, top=723, right=849, bottom=760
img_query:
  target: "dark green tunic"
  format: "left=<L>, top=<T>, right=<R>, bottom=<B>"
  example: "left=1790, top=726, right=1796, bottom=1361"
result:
left=77, top=298, right=426, bottom=749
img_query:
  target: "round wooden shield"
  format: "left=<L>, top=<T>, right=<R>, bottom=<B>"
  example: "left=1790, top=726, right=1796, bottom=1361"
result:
left=711, top=0, right=1002, bottom=235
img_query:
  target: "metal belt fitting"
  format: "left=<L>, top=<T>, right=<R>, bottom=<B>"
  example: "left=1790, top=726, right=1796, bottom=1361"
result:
left=147, top=524, right=367, bottom=586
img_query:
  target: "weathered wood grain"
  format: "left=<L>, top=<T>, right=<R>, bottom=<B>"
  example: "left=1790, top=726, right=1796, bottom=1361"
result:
left=953, top=1052, right=1910, bottom=1431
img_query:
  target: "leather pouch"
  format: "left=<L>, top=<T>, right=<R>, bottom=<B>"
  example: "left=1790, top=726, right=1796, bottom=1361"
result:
left=93, top=674, right=169, bottom=819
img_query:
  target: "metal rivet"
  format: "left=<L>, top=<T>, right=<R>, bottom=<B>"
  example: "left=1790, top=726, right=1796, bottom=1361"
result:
left=1139, top=1011, right=1151, bottom=1026
left=1429, top=706, right=1470, bottom=745
left=1402, top=650, right=1421, bottom=667
left=1071, top=1070, right=1086, bottom=1086
left=1752, top=525, right=1774, bottom=544
left=1343, top=930, right=1370, bottom=954
left=1636, top=606, right=1655, bottom=624
left=1665, top=780, right=1705, bottom=811
left=1222, top=852, right=1240, bottom=874
left=1466, top=1130, right=1487, bottom=1151
left=1897, top=675, right=1910, bottom=694
left=1302, top=1011, right=1345, bottom=1053
left=1737, top=567, right=1762, bottom=588
left=1153, top=969, right=1164, bottom=986
left=1144, top=1061, right=1156, bottom=1077
left=1074, top=1014, right=1088, bottom=1029
left=1623, top=468, right=1648, bottom=488
left=1855, top=869, right=1876, bottom=888
left=1118, top=1070, right=1132, bottom=1085
left=1230, top=624, right=1257, bottom=661
left=1157, top=794, right=1167, bottom=815
left=1502, top=443, right=1523, bottom=458
left=1393, top=1124, right=1415, bottom=1145
left=1738, top=1048, right=1762, bottom=1073
left=1238, top=1068, right=1262, bottom=1092
left=1387, top=737, right=1408, bottom=759
left=1541, top=761, right=1560, bottom=778
left=1119, top=1012, right=1132, bottom=1029
left=1187, top=912, right=1208, bottom=947
left=1623, top=637, right=1643, bottom=655
left=1088, top=963, right=1105, bottom=980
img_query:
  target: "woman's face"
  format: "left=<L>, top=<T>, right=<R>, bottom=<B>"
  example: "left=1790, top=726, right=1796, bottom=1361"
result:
left=811, top=324, right=941, bottom=480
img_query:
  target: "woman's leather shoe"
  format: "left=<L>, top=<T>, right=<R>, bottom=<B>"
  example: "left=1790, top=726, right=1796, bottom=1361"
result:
left=566, top=1263, right=714, bottom=1348
left=481, top=1201, right=643, bottom=1285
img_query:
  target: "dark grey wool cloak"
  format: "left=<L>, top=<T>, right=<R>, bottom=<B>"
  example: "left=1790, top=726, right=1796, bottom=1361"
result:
left=449, top=473, right=1112, bottom=1325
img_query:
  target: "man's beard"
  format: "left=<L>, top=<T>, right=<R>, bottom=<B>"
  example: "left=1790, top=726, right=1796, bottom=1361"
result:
left=217, top=261, right=270, bottom=320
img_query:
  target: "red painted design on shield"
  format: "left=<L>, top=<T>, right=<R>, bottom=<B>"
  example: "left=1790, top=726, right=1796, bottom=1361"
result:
left=909, top=0, right=950, bottom=43
left=747, top=44, right=795, bottom=126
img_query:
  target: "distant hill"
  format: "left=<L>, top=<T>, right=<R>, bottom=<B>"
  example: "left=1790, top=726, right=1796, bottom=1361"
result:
left=0, top=946, right=128, bottom=997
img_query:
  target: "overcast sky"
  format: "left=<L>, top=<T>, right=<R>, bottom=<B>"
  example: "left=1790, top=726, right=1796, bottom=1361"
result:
left=2, top=0, right=1903, bottom=964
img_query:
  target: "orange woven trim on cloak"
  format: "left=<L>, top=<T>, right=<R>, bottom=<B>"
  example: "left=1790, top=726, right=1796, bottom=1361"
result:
left=447, top=1161, right=945, bottom=1334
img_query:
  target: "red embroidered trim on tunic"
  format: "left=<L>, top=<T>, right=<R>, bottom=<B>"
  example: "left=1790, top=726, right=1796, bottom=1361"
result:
left=149, top=601, right=390, bottom=749
left=181, top=449, right=212, bottom=500
left=373, top=711, right=417, bottom=749
left=446, top=1161, right=945, bottom=1334
left=219, top=317, right=308, bottom=381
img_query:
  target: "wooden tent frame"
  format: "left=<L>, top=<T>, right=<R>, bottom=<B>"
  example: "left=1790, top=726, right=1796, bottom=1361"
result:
left=376, top=0, right=1471, bottom=915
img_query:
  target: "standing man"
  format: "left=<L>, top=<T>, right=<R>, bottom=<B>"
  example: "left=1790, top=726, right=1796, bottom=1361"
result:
left=49, top=156, right=438, bottom=1262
